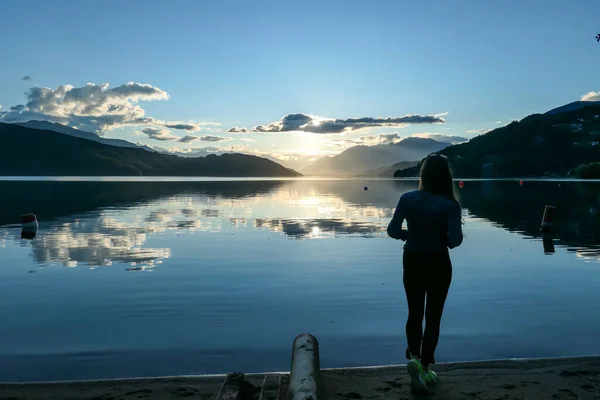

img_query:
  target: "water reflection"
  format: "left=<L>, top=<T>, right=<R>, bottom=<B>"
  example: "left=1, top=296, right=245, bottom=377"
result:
left=453, top=180, right=600, bottom=259
left=0, top=179, right=598, bottom=268
left=255, top=218, right=385, bottom=238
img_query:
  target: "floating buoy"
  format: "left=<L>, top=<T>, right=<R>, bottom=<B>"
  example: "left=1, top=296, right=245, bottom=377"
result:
left=21, top=228, right=37, bottom=240
left=519, top=180, right=524, bottom=186
left=20, top=213, right=38, bottom=240
left=364, top=186, right=368, bottom=191
left=540, top=205, right=556, bottom=234
left=21, top=213, right=38, bottom=229
left=459, top=181, right=464, bottom=188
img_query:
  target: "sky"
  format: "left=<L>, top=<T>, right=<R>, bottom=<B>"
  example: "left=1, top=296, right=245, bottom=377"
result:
left=1, top=0, right=599, bottom=165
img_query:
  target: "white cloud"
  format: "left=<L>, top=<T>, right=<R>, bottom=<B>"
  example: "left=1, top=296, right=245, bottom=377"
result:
left=179, top=135, right=199, bottom=143
left=164, top=123, right=200, bottom=131
left=232, top=112, right=446, bottom=134
left=0, top=82, right=215, bottom=134
left=200, top=135, right=231, bottom=142
left=466, top=129, right=492, bottom=134
left=581, top=91, right=600, bottom=102
left=355, top=133, right=403, bottom=145
left=325, top=132, right=468, bottom=149
left=134, top=128, right=179, bottom=141
left=409, top=132, right=469, bottom=144
left=227, top=126, right=250, bottom=134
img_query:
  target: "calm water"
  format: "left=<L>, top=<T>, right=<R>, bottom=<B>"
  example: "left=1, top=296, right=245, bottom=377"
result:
left=0, top=179, right=599, bottom=383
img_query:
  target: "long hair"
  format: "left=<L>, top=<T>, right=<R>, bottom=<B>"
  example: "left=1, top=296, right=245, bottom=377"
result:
left=418, top=154, right=460, bottom=205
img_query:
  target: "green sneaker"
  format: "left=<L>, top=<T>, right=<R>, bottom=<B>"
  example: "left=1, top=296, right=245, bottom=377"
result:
left=406, top=358, right=428, bottom=395
left=424, top=369, right=439, bottom=384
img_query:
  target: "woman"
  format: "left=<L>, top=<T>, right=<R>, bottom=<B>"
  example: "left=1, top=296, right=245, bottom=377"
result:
left=387, top=154, right=463, bottom=395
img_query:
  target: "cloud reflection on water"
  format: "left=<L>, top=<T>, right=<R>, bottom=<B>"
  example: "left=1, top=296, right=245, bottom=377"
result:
left=0, top=179, right=598, bottom=269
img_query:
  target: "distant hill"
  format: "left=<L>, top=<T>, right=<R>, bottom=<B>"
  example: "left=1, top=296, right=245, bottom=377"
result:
left=176, top=147, right=315, bottom=171
left=395, top=102, right=600, bottom=178
left=14, top=120, right=155, bottom=151
left=0, top=123, right=301, bottom=177
left=360, top=161, right=418, bottom=177
left=303, top=137, right=450, bottom=176
left=545, top=101, right=600, bottom=115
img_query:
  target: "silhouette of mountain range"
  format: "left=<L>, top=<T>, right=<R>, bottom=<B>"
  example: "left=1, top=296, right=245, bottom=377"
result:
left=395, top=102, right=600, bottom=178
left=303, top=137, right=450, bottom=176
left=15, top=120, right=156, bottom=152
left=0, top=123, right=300, bottom=177
left=545, top=100, right=600, bottom=115
left=359, top=161, right=418, bottom=177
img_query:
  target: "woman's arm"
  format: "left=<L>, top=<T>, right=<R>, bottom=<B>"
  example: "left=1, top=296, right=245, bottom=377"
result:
left=387, top=195, right=408, bottom=241
left=447, top=203, right=463, bottom=249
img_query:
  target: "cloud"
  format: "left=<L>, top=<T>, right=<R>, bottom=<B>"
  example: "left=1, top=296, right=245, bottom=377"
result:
left=581, top=91, right=600, bottom=102
left=326, top=132, right=469, bottom=148
left=235, top=112, right=446, bottom=134
left=227, top=126, right=250, bottom=133
left=200, top=135, right=232, bottom=142
left=409, top=133, right=469, bottom=144
left=355, top=133, right=403, bottom=145
left=0, top=82, right=213, bottom=134
left=135, top=128, right=179, bottom=141
left=165, top=123, right=200, bottom=131
left=467, top=129, right=492, bottom=134
left=179, top=135, right=198, bottom=143
left=22, top=76, right=32, bottom=81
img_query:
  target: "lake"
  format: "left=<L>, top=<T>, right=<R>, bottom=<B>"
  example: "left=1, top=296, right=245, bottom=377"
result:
left=0, top=178, right=599, bottom=383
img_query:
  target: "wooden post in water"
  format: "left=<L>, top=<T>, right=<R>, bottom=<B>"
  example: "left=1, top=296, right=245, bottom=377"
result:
left=540, top=205, right=556, bottom=234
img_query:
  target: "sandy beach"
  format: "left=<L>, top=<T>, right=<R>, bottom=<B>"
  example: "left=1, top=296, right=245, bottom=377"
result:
left=1, top=356, right=599, bottom=399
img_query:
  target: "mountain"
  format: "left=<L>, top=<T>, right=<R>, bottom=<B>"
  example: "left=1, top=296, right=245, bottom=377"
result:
left=395, top=102, right=600, bottom=178
left=545, top=100, right=600, bottom=115
left=302, top=137, right=451, bottom=176
left=360, top=161, right=419, bottom=177
left=14, top=120, right=154, bottom=151
left=175, top=148, right=315, bottom=171
left=0, top=123, right=301, bottom=177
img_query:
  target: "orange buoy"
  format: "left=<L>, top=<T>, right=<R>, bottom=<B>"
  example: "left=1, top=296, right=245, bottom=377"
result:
left=21, top=213, right=38, bottom=229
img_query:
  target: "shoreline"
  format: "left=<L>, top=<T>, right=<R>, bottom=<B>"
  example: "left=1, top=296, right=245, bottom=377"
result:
left=0, top=176, right=599, bottom=182
left=2, top=355, right=599, bottom=399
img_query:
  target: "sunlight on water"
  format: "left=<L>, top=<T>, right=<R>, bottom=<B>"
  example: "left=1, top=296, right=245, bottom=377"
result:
left=0, top=179, right=599, bottom=382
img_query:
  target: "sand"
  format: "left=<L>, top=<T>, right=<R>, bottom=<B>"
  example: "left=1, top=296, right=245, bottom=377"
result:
left=1, top=356, right=599, bottom=399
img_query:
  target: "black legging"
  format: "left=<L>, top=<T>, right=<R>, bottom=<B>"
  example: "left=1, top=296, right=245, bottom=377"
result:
left=403, top=249, right=452, bottom=368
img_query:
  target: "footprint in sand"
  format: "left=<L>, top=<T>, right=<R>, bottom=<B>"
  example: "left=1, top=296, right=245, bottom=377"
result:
left=581, top=383, right=594, bottom=391
left=335, top=392, right=362, bottom=399
left=559, top=370, right=593, bottom=377
left=171, top=387, right=199, bottom=397
left=382, top=380, right=404, bottom=389
left=123, top=389, right=152, bottom=398
left=520, top=380, right=541, bottom=386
